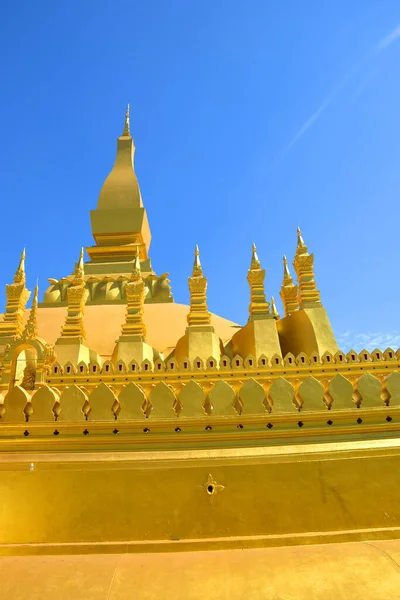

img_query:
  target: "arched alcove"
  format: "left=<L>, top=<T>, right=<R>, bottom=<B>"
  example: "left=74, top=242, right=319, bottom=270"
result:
left=10, top=345, right=38, bottom=391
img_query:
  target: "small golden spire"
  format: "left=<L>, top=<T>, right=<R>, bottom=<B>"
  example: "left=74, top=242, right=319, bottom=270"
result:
left=247, top=246, right=271, bottom=320
left=120, top=246, right=147, bottom=340
left=72, top=248, right=85, bottom=284
left=131, top=246, right=142, bottom=281
left=22, top=280, right=39, bottom=341
left=250, top=243, right=261, bottom=270
left=283, top=255, right=293, bottom=284
left=192, top=245, right=203, bottom=276
left=187, top=246, right=211, bottom=327
left=280, top=255, right=298, bottom=317
left=271, top=296, right=279, bottom=319
left=0, top=249, right=31, bottom=340
left=296, top=226, right=308, bottom=255
left=14, top=248, right=26, bottom=284
left=58, top=249, right=88, bottom=344
left=122, top=104, right=130, bottom=137
left=293, top=229, right=322, bottom=308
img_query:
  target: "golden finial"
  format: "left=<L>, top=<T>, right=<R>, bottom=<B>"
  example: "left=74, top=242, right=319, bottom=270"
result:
left=296, top=226, right=308, bottom=255
left=131, top=245, right=142, bottom=281
left=122, top=104, right=130, bottom=136
left=192, top=245, right=203, bottom=276
left=72, top=248, right=85, bottom=284
left=283, top=255, right=293, bottom=284
left=250, top=243, right=261, bottom=270
left=271, top=296, right=279, bottom=319
left=14, top=248, right=26, bottom=284
left=22, top=279, right=39, bottom=341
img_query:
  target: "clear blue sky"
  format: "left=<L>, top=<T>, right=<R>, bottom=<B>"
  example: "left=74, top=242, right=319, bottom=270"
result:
left=1, top=1, right=400, bottom=352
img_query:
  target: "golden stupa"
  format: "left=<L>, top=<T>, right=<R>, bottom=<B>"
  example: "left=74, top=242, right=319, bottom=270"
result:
left=0, top=107, right=400, bottom=599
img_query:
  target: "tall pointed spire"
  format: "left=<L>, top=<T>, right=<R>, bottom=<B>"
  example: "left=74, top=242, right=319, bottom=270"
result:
left=280, top=255, right=298, bottom=317
left=293, top=228, right=321, bottom=308
left=57, top=249, right=89, bottom=344
left=87, top=106, right=152, bottom=268
left=250, top=243, right=261, bottom=270
left=72, top=247, right=85, bottom=285
left=0, top=250, right=31, bottom=340
left=247, top=245, right=271, bottom=321
left=271, top=296, right=279, bottom=319
left=192, top=244, right=203, bottom=277
left=187, top=246, right=211, bottom=327
left=22, top=281, right=39, bottom=341
left=122, top=104, right=130, bottom=137
left=14, top=248, right=26, bottom=284
left=131, top=245, right=142, bottom=281
left=119, top=246, right=147, bottom=339
left=283, top=255, right=293, bottom=283
left=296, top=226, right=308, bottom=255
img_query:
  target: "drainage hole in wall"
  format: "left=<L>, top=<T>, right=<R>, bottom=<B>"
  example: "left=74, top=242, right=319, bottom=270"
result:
left=143, top=428, right=150, bottom=433
left=266, top=423, right=273, bottom=429
left=356, top=418, right=362, bottom=424
left=205, top=425, right=212, bottom=431
left=207, top=484, right=215, bottom=495
left=237, top=424, right=244, bottom=429
left=386, top=416, right=393, bottom=422
left=297, top=421, right=304, bottom=428
left=83, top=429, right=89, bottom=435
left=53, top=430, right=60, bottom=436
left=175, top=427, right=181, bottom=433
left=23, top=430, right=29, bottom=437
left=113, top=429, right=119, bottom=434
left=327, top=420, right=333, bottom=426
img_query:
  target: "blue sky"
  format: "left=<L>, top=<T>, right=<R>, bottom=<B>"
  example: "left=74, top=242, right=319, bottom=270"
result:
left=1, top=1, right=400, bottom=352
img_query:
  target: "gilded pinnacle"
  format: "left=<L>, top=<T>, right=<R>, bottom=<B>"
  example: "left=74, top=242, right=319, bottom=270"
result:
left=271, top=296, right=279, bottom=318
left=192, top=245, right=203, bottom=276
left=14, top=248, right=26, bottom=284
left=283, top=255, right=293, bottom=284
left=22, top=280, right=39, bottom=341
left=296, top=226, right=308, bottom=254
left=131, top=246, right=142, bottom=281
left=72, top=248, right=85, bottom=284
left=250, top=243, right=261, bottom=270
left=122, top=103, right=130, bottom=136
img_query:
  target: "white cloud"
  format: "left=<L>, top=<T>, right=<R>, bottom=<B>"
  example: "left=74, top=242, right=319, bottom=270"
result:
left=336, top=330, right=400, bottom=352
left=376, top=25, right=400, bottom=52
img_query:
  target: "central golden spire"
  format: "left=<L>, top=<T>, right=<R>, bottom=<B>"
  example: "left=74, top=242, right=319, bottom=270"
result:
left=87, top=105, right=151, bottom=265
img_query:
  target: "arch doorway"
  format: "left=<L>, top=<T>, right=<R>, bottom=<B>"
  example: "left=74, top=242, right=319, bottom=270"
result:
left=11, top=346, right=38, bottom=391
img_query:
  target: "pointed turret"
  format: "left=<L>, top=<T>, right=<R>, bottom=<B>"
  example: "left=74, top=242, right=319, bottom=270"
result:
left=192, top=245, right=203, bottom=277
left=296, top=226, right=308, bottom=255
left=293, top=227, right=321, bottom=308
left=0, top=250, right=31, bottom=341
left=271, top=297, right=279, bottom=319
left=276, top=228, right=338, bottom=359
left=227, top=245, right=282, bottom=360
left=250, top=243, right=261, bottom=270
left=170, top=247, right=223, bottom=364
left=54, top=249, right=96, bottom=365
left=113, top=247, right=157, bottom=365
left=72, top=247, right=85, bottom=285
left=247, top=244, right=270, bottom=320
left=280, top=255, right=299, bottom=317
left=22, top=281, right=39, bottom=341
left=187, top=246, right=212, bottom=327
left=14, top=249, right=26, bottom=284
left=120, top=247, right=147, bottom=339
